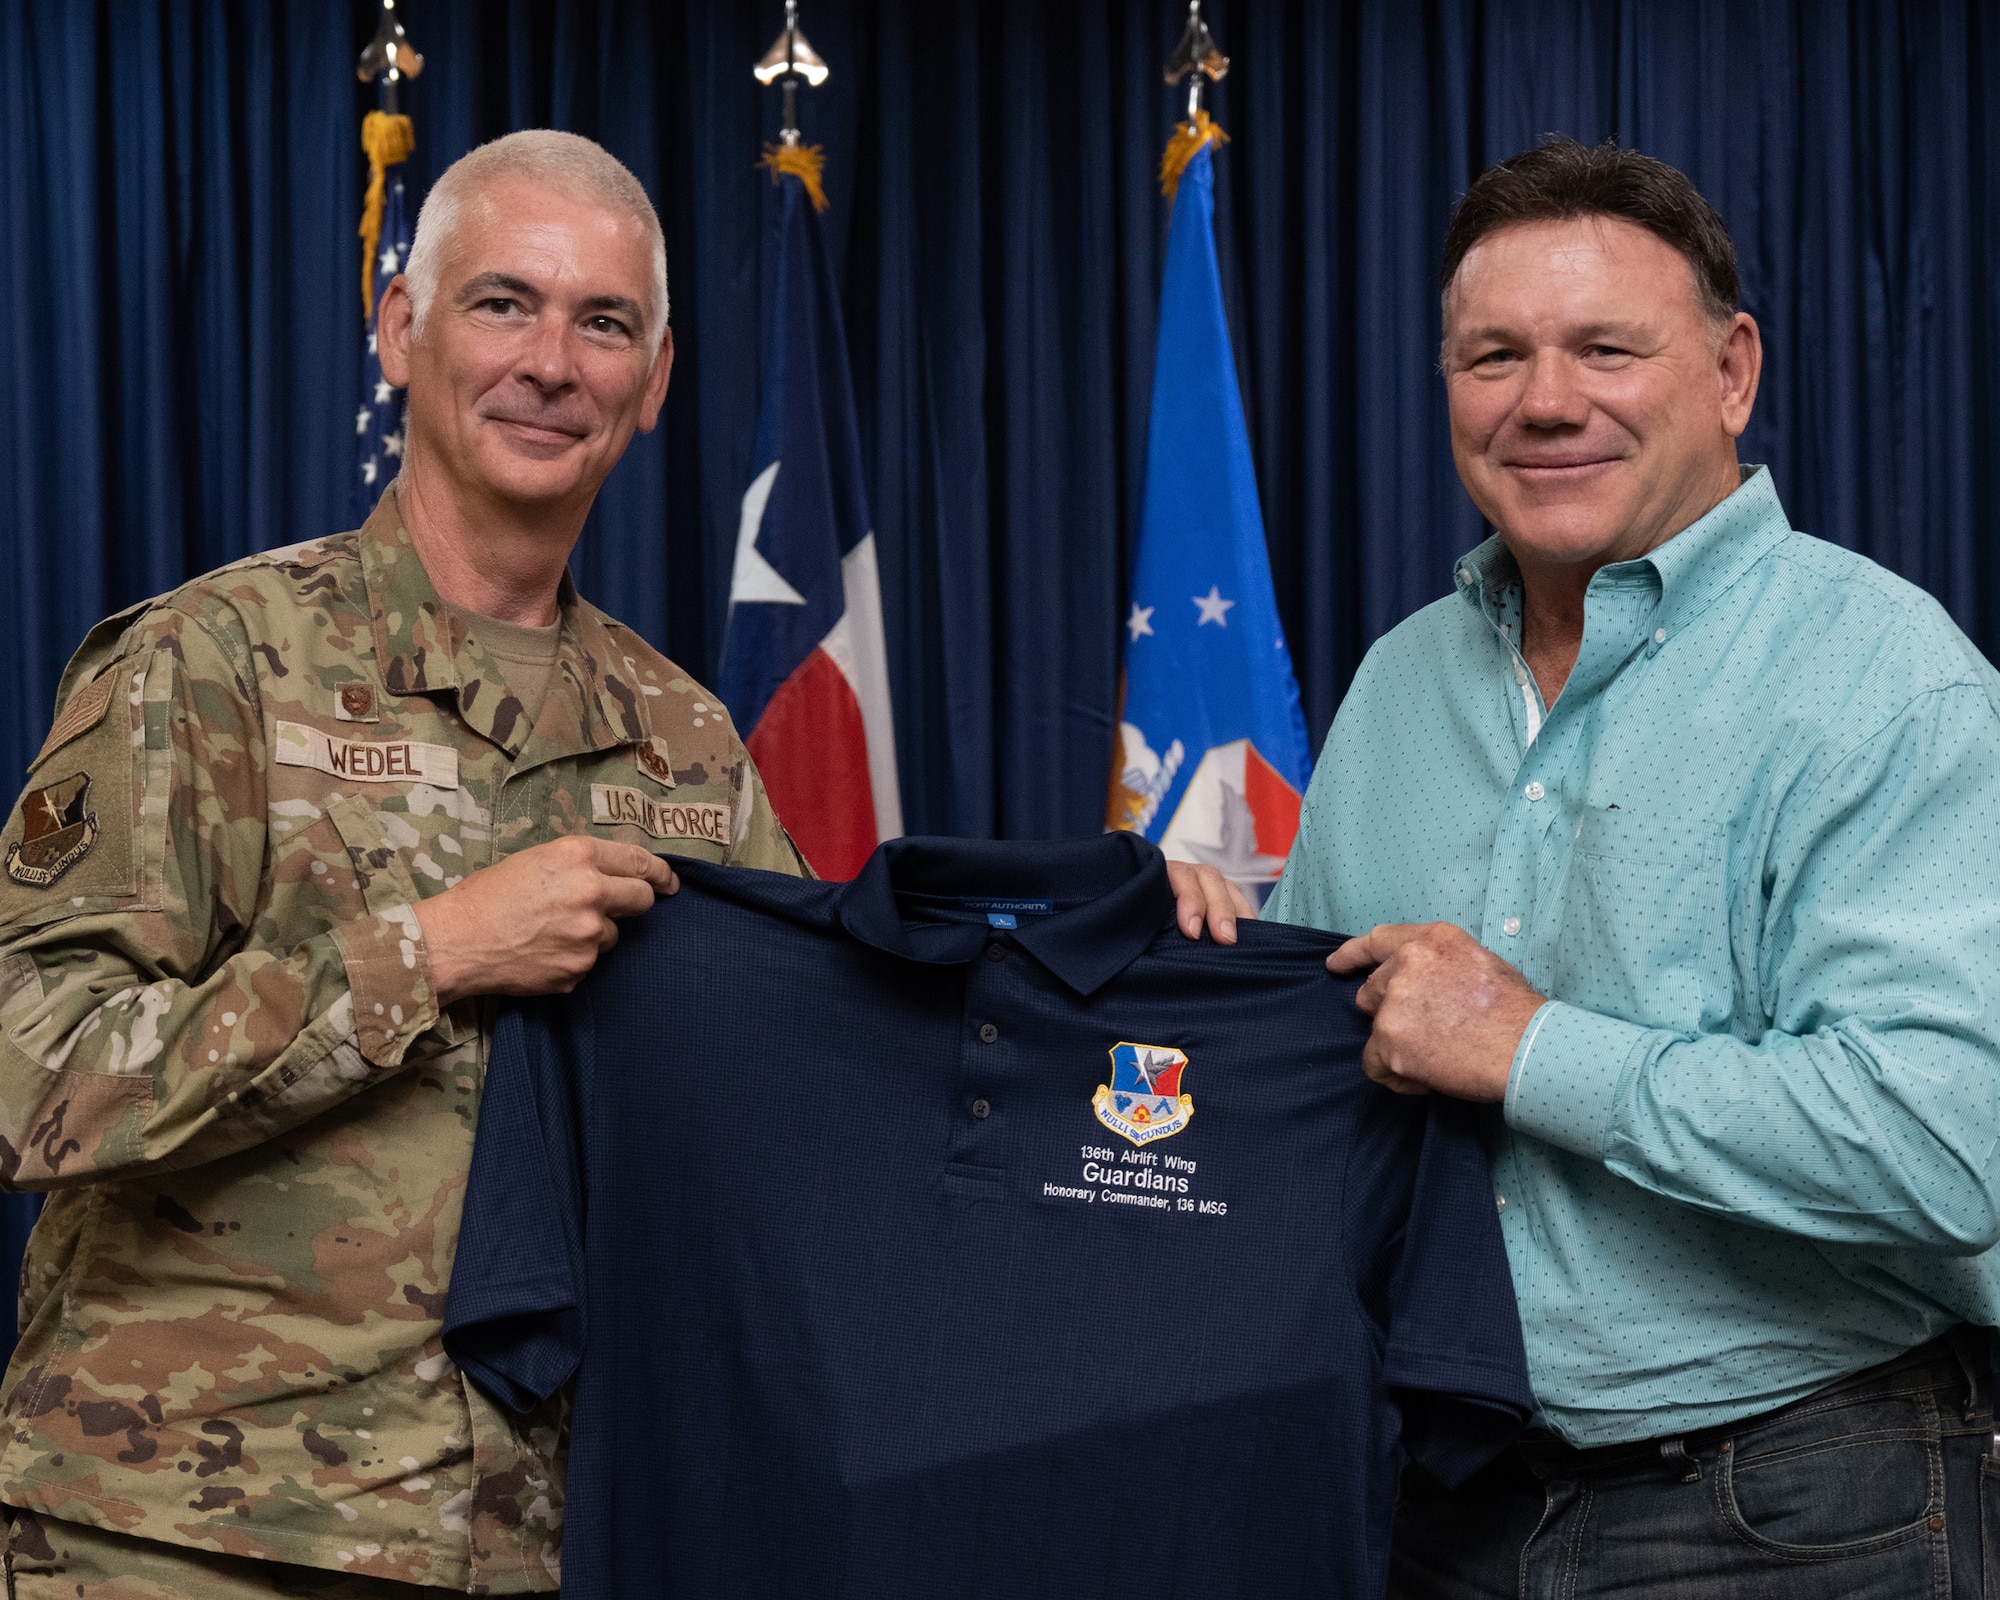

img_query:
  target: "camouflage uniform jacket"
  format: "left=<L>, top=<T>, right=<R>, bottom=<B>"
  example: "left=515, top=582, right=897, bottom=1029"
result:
left=0, top=486, right=809, bottom=1592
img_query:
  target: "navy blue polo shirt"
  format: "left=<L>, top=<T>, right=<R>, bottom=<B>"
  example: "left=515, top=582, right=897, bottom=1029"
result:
left=443, top=833, right=1530, bottom=1599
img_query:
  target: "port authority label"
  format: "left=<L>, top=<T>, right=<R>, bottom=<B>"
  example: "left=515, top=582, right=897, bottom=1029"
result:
left=1092, top=1042, right=1193, bottom=1146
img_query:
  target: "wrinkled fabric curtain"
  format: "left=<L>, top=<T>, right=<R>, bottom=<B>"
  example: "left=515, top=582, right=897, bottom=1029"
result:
left=2, top=0, right=1997, bottom=1282
left=5, top=0, right=1996, bottom=831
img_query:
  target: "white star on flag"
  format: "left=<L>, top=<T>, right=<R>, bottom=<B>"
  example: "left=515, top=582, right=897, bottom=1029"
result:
left=374, top=378, right=394, bottom=405
left=1126, top=603, right=1155, bottom=642
left=355, top=405, right=371, bottom=435
left=380, top=246, right=400, bottom=276
left=1192, top=585, right=1236, bottom=626
left=382, top=430, right=404, bottom=459
left=361, top=456, right=379, bottom=486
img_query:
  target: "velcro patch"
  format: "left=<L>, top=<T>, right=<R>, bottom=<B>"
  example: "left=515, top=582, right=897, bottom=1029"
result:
left=274, top=721, right=459, bottom=788
left=33, top=671, right=117, bottom=769
left=591, top=784, right=730, bottom=845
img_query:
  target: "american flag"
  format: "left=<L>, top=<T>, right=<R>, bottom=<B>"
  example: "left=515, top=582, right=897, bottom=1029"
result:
left=353, top=154, right=412, bottom=526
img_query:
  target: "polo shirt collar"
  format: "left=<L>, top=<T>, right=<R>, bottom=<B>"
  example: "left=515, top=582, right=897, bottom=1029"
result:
left=837, top=832, right=1177, bottom=996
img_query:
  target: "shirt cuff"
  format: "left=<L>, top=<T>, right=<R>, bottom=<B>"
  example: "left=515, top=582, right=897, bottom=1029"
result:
left=330, top=903, right=443, bottom=1067
left=1503, top=1001, right=1653, bottom=1159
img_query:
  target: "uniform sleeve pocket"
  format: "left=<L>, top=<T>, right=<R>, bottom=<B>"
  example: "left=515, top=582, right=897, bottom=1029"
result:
left=1553, top=806, right=1726, bottom=1031
left=324, top=793, right=427, bottom=919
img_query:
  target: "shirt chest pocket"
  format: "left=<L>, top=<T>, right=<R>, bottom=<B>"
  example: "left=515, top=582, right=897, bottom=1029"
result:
left=1548, top=806, right=1726, bottom=1032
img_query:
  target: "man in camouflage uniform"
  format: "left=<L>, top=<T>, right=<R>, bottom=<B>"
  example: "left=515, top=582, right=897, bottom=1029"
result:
left=0, top=131, right=807, bottom=1596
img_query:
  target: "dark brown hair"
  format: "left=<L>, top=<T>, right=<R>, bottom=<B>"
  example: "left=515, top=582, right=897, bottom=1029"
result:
left=1440, top=137, right=1740, bottom=322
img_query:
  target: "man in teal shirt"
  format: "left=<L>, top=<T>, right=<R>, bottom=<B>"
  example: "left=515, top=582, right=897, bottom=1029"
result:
left=1173, top=138, right=2000, bottom=1593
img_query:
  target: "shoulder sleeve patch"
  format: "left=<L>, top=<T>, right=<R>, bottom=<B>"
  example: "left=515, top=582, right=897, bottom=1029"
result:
left=32, top=670, right=117, bottom=770
left=5, top=773, right=100, bottom=887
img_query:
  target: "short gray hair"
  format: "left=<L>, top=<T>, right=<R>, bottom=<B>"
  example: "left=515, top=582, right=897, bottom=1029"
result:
left=404, top=129, right=670, bottom=349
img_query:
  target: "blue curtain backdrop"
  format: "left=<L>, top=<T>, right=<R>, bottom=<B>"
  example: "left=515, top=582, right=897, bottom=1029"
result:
left=4, top=0, right=1997, bottom=838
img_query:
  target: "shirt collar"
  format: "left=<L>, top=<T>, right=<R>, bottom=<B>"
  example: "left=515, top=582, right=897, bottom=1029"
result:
left=836, top=832, right=1177, bottom=996
left=1638, top=465, right=1792, bottom=637
left=1454, top=465, right=1793, bottom=640
left=359, top=481, right=652, bottom=758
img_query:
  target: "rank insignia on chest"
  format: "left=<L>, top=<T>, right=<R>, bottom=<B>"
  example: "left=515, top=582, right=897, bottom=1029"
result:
left=1093, top=1042, right=1194, bottom=1146
left=634, top=736, right=677, bottom=789
left=334, top=683, right=378, bottom=721
left=6, top=772, right=99, bottom=888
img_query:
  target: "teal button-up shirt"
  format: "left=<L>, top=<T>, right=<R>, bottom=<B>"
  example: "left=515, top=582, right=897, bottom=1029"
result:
left=1270, top=467, right=2000, bottom=1445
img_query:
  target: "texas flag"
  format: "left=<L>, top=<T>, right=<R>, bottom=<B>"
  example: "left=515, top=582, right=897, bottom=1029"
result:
left=1106, top=137, right=1310, bottom=903
left=717, top=169, right=901, bottom=880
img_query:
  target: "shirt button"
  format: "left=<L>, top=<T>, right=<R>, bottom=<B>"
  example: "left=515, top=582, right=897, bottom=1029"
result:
left=1502, top=916, right=1522, bottom=937
left=985, top=944, right=1007, bottom=962
left=971, top=1098, right=992, bottom=1120
left=1495, top=1194, right=1508, bottom=1213
left=1524, top=781, right=1545, bottom=802
left=1654, top=628, right=1668, bottom=644
left=978, top=1023, right=999, bottom=1044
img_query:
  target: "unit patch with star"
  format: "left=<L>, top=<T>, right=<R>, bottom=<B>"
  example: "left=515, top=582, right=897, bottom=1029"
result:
left=1092, top=1042, right=1194, bottom=1146
left=6, top=773, right=100, bottom=888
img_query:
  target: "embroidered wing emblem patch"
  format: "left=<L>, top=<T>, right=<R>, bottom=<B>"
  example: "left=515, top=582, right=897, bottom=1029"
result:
left=6, top=773, right=100, bottom=889
left=1093, top=1042, right=1193, bottom=1146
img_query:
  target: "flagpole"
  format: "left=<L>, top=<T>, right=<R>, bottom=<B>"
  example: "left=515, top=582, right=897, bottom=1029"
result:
left=352, top=1, right=423, bottom=522
left=357, top=0, right=424, bottom=117
left=722, top=6, right=904, bottom=876
left=753, top=1, right=832, bottom=209
left=1158, top=1, right=1232, bottom=204
left=1106, top=4, right=1309, bottom=896
left=1165, top=0, right=1228, bottom=119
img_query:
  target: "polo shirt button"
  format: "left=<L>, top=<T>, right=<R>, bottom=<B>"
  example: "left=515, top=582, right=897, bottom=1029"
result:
left=985, top=944, right=1007, bottom=962
left=1495, top=1194, right=1507, bottom=1212
left=978, top=1023, right=999, bottom=1043
left=1654, top=628, right=1668, bottom=644
left=1502, top=916, right=1522, bottom=937
left=1524, top=781, right=1545, bottom=802
left=971, top=1098, right=992, bottom=1120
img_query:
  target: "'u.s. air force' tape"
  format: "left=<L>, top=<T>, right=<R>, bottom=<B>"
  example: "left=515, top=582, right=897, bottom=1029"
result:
left=274, top=721, right=460, bottom=788
left=590, top=784, right=731, bottom=844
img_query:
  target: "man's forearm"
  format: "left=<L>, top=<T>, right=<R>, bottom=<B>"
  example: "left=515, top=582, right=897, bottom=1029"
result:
left=0, top=910, right=446, bottom=1188
left=1508, top=1003, right=2000, bottom=1253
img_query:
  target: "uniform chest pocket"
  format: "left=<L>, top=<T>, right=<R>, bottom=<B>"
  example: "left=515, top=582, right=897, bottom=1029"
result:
left=1549, top=806, right=1725, bottom=1031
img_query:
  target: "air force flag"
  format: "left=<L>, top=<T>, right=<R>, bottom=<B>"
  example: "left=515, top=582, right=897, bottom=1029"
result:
left=1107, top=143, right=1310, bottom=897
left=717, top=171, right=901, bottom=881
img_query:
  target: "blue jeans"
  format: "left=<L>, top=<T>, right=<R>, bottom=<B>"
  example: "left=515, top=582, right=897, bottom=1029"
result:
left=1390, top=1329, right=2000, bottom=1598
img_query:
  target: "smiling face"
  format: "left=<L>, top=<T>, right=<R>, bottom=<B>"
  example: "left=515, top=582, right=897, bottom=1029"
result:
left=1442, top=215, right=1761, bottom=582
left=378, top=175, right=672, bottom=518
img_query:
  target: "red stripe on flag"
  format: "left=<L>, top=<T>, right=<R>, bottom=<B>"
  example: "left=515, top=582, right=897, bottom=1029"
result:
left=1243, top=742, right=1303, bottom=859
left=745, top=646, right=878, bottom=881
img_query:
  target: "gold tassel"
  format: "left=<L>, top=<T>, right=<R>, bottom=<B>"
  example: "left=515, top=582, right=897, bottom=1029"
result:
left=1159, top=109, right=1230, bottom=202
left=758, top=142, right=830, bottom=212
left=359, top=110, right=416, bottom=321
